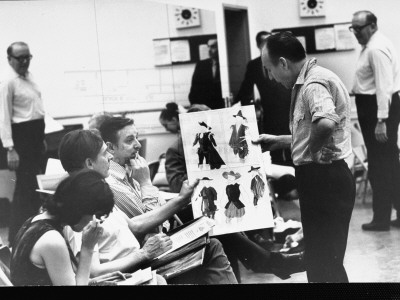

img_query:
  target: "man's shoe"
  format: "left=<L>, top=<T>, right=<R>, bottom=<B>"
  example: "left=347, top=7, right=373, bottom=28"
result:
left=390, top=219, right=400, bottom=228
left=253, top=234, right=274, bottom=251
left=361, top=221, right=390, bottom=231
left=270, top=251, right=305, bottom=280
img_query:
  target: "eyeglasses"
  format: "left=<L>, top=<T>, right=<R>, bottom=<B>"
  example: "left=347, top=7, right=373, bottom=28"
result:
left=10, top=54, right=33, bottom=63
left=349, top=23, right=372, bottom=33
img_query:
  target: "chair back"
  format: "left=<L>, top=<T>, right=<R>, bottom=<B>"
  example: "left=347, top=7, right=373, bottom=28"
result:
left=0, top=245, right=12, bottom=286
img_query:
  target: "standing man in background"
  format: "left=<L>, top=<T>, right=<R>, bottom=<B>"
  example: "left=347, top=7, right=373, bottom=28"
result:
left=254, top=32, right=355, bottom=282
left=0, top=42, right=46, bottom=246
left=351, top=10, right=400, bottom=231
left=189, top=39, right=225, bottom=110
left=234, top=31, right=293, bottom=166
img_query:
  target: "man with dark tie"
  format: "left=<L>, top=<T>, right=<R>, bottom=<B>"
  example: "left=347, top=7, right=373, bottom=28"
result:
left=188, top=39, right=225, bottom=110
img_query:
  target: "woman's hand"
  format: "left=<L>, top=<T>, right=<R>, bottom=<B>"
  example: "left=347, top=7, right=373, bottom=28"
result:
left=81, top=215, right=104, bottom=250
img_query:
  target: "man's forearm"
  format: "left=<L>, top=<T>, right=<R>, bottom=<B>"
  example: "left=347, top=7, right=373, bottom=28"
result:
left=275, top=135, right=292, bottom=150
left=128, top=196, right=187, bottom=238
left=309, top=118, right=335, bottom=153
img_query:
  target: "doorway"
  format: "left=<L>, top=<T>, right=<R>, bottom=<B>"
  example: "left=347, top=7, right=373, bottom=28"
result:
left=224, top=6, right=251, bottom=101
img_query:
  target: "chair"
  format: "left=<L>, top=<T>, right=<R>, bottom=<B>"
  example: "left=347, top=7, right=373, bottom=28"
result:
left=148, top=154, right=183, bottom=229
left=149, top=154, right=170, bottom=192
left=350, top=122, right=369, bottom=203
left=0, top=245, right=12, bottom=286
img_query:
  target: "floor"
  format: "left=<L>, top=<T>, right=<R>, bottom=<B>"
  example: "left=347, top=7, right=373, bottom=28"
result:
left=1, top=187, right=399, bottom=284
left=239, top=189, right=400, bottom=283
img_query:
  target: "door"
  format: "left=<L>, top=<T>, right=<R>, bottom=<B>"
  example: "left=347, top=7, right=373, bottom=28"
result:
left=224, top=7, right=251, bottom=102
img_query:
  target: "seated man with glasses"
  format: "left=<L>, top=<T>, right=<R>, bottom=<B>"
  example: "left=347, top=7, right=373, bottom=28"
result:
left=0, top=41, right=46, bottom=247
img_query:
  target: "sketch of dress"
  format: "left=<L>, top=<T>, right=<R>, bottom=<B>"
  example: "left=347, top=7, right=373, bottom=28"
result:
left=199, top=186, right=218, bottom=219
left=193, top=122, right=225, bottom=169
left=222, top=171, right=245, bottom=221
left=249, top=166, right=265, bottom=206
left=229, top=110, right=249, bottom=159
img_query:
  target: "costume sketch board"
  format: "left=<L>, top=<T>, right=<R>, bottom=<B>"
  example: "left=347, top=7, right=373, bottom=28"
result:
left=179, top=105, right=274, bottom=236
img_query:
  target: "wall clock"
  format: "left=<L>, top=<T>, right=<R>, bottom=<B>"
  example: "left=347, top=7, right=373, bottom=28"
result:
left=174, top=7, right=201, bottom=29
left=299, top=0, right=326, bottom=18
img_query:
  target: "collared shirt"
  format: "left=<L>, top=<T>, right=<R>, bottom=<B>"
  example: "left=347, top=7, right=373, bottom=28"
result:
left=352, top=31, right=400, bottom=119
left=0, top=69, right=45, bottom=148
left=106, top=160, right=161, bottom=219
left=64, top=207, right=140, bottom=263
left=290, top=58, right=352, bottom=166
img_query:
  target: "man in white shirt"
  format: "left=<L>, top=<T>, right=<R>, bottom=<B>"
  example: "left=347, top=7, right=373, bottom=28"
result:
left=0, top=42, right=46, bottom=245
left=351, top=11, right=400, bottom=231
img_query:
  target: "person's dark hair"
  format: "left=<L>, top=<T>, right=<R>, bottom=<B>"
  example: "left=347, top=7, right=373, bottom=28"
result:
left=59, top=129, right=104, bottom=173
left=354, top=10, right=377, bottom=25
left=99, top=117, right=134, bottom=145
left=7, top=41, right=28, bottom=56
left=159, top=102, right=179, bottom=121
left=42, top=169, right=114, bottom=226
left=256, top=31, right=271, bottom=48
left=187, top=104, right=211, bottom=113
left=88, top=112, right=114, bottom=131
left=264, top=31, right=306, bottom=65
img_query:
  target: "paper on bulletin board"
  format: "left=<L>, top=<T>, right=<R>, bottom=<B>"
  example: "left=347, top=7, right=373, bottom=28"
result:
left=170, top=40, right=191, bottom=62
left=153, top=39, right=172, bottom=66
left=179, top=106, right=275, bottom=236
left=334, top=24, right=357, bottom=50
left=315, top=27, right=336, bottom=50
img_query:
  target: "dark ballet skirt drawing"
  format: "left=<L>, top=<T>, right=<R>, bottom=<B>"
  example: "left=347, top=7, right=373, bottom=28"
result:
left=224, top=183, right=245, bottom=219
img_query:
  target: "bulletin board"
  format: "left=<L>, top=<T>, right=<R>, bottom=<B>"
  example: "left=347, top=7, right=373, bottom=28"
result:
left=271, top=22, right=357, bottom=54
left=153, top=34, right=217, bottom=66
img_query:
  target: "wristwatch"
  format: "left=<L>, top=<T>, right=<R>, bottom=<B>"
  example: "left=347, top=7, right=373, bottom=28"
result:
left=377, top=118, right=387, bottom=123
left=7, top=147, right=14, bottom=152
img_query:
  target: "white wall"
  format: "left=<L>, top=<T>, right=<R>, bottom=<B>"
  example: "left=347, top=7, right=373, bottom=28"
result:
left=1, top=0, right=400, bottom=198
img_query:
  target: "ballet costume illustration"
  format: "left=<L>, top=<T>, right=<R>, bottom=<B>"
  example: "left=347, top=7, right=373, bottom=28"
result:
left=222, top=170, right=245, bottom=222
left=248, top=166, right=265, bottom=206
left=228, top=110, right=249, bottom=160
left=193, top=121, right=225, bottom=170
left=195, top=177, right=218, bottom=219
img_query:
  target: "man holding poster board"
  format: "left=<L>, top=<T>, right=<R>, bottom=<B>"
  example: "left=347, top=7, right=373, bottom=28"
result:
left=255, top=31, right=355, bottom=283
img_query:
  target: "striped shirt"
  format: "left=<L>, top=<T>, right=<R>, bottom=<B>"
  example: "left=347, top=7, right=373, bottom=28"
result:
left=106, top=160, right=161, bottom=219
left=290, top=58, right=352, bottom=166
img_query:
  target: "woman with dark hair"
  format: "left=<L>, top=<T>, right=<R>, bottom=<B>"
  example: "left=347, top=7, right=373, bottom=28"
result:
left=10, top=169, right=114, bottom=286
left=159, top=102, right=185, bottom=134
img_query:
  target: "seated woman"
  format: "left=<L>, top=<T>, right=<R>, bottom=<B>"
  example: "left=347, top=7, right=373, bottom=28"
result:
left=10, top=170, right=114, bottom=286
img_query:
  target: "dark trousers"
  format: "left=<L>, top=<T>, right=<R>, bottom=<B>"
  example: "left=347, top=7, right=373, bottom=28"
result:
left=216, top=232, right=272, bottom=283
left=295, top=160, right=355, bottom=282
left=8, top=119, right=45, bottom=246
left=355, top=93, right=400, bottom=223
left=168, top=238, right=238, bottom=284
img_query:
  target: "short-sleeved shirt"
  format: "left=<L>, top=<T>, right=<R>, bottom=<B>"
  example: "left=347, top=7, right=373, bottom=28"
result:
left=290, top=58, right=352, bottom=166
